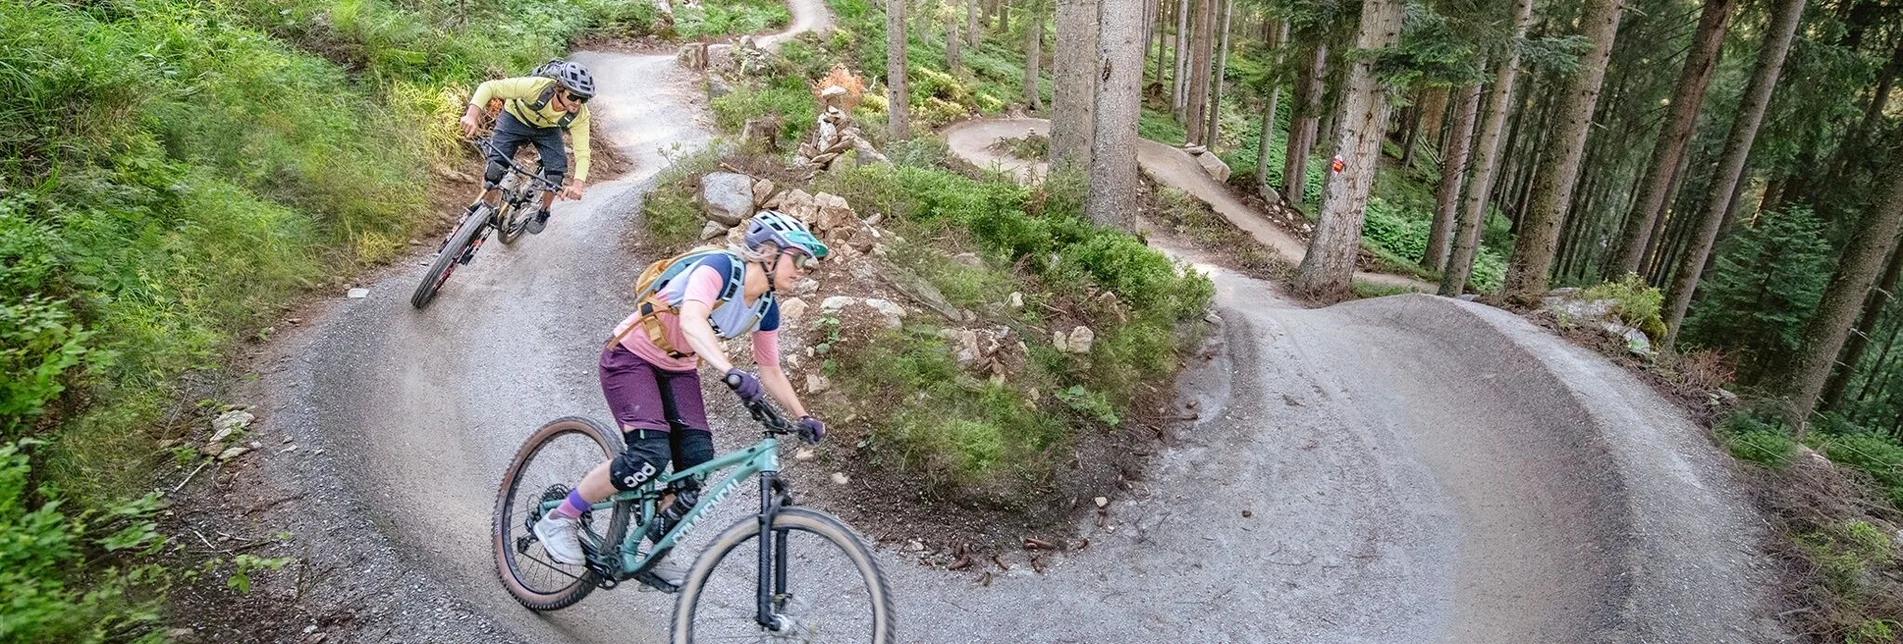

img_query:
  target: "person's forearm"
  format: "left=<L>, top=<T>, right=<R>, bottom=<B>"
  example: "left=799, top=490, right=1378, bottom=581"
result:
left=679, top=315, right=735, bottom=373
left=757, top=365, right=807, bottom=417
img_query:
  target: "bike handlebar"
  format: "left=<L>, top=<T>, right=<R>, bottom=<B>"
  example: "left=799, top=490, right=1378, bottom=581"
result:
left=472, top=136, right=565, bottom=193
left=746, top=399, right=795, bottom=435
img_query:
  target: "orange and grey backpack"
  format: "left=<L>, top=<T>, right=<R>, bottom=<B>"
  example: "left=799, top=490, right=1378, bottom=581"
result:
left=606, top=249, right=749, bottom=358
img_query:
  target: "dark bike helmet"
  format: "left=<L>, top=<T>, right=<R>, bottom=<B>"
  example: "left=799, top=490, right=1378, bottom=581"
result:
left=533, top=59, right=596, bottom=100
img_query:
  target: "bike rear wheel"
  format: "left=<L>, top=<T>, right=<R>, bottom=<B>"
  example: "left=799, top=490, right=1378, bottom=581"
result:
left=671, top=507, right=895, bottom=644
left=411, top=205, right=488, bottom=309
left=492, top=416, right=626, bottom=611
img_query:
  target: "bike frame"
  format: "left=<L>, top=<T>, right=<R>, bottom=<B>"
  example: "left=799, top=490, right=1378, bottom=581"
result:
left=539, top=430, right=794, bottom=628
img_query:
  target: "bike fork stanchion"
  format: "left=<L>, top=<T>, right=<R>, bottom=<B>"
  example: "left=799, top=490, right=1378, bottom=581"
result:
left=756, top=471, right=781, bottom=630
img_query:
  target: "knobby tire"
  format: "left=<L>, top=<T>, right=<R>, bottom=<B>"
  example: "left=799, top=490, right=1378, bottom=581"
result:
left=411, top=205, right=488, bottom=309
left=670, top=507, right=896, bottom=643
left=492, top=416, right=626, bottom=611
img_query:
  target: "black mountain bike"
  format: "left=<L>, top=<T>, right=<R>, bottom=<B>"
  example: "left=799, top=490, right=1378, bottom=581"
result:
left=410, top=138, right=558, bottom=309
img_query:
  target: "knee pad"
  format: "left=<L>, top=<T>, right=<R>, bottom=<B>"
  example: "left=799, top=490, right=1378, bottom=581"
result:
left=609, top=433, right=672, bottom=491
left=483, top=160, right=507, bottom=188
left=670, top=429, right=714, bottom=478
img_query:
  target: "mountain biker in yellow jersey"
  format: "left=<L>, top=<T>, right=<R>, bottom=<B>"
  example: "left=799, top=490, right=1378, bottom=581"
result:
left=535, top=212, right=831, bottom=586
left=458, top=59, right=594, bottom=235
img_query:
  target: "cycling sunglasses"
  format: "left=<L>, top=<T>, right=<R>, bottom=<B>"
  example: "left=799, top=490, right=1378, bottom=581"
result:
left=565, top=91, right=590, bottom=105
left=783, top=248, right=817, bottom=269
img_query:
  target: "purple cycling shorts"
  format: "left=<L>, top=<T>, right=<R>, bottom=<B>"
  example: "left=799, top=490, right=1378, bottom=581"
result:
left=599, top=344, right=708, bottom=435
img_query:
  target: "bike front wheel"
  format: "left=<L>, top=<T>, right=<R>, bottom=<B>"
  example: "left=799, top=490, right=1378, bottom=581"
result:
left=411, top=205, right=488, bottom=309
left=671, top=507, right=895, bottom=644
left=492, top=416, right=626, bottom=611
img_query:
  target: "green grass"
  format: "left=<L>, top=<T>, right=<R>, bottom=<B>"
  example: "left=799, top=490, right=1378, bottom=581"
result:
left=1, top=0, right=658, bottom=636
left=673, top=0, right=790, bottom=39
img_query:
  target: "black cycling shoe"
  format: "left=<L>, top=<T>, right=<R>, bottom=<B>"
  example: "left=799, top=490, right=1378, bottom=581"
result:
left=525, top=208, right=551, bottom=235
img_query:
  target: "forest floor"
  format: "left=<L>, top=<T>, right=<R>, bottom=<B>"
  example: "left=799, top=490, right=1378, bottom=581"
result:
left=162, top=2, right=1790, bottom=641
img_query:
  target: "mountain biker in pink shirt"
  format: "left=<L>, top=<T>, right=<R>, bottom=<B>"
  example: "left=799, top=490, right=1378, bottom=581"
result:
left=534, top=212, right=830, bottom=586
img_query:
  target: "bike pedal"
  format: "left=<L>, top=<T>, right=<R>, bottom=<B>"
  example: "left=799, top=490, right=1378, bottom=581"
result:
left=629, top=571, right=680, bottom=594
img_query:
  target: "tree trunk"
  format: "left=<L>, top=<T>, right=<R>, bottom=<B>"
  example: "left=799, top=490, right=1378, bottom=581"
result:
left=1661, top=0, right=1807, bottom=346
left=1205, top=0, right=1234, bottom=146
left=1399, top=90, right=1423, bottom=167
left=1050, top=0, right=1100, bottom=163
left=1416, top=85, right=1451, bottom=160
left=1501, top=0, right=1625, bottom=302
left=948, top=17, right=963, bottom=74
left=1256, top=20, right=1290, bottom=199
left=1185, top=0, right=1216, bottom=145
left=1824, top=243, right=1903, bottom=411
left=1152, top=0, right=1168, bottom=85
left=1089, top=0, right=1144, bottom=228
left=997, top=0, right=1009, bottom=33
left=1785, top=159, right=1903, bottom=433
left=1424, top=81, right=1482, bottom=271
left=1294, top=0, right=1404, bottom=298
left=887, top=0, right=911, bottom=140
left=1441, top=0, right=1533, bottom=296
left=1315, top=87, right=1339, bottom=157
left=1024, top=5, right=1044, bottom=111
left=1607, top=0, right=1734, bottom=278
left=1281, top=43, right=1328, bottom=204
left=968, top=0, right=981, bottom=47
left=1172, top=0, right=1190, bottom=117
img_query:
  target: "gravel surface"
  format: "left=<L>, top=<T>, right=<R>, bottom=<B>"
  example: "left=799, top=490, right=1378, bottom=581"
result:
left=225, top=20, right=1783, bottom=643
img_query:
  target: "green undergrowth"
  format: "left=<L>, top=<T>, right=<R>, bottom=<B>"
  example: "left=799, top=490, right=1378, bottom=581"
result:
left=673, top=0, right=790, bottom=39
left=639, top=147, right=724, bottom=248
left=1580, top=273, right=1668, bottom=341
left=812, top=154, right=1211, bottom=505
left=2, top=0, right=659, bottom=635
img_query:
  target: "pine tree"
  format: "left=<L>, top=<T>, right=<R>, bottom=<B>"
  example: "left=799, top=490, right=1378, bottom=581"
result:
left=887, top=0, right=911, bottom=140
left=1680, top=208, right=1833, bottom=383
left=1785, top=158, right=1903, bottom=433
left=1051, top=0, right=1100, bottom=161
left=1294, top=0, right=1404, bottom=297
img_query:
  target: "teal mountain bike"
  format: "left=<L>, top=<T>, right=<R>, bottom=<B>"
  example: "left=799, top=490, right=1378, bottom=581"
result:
left=492, top=400, right=896, bottom=643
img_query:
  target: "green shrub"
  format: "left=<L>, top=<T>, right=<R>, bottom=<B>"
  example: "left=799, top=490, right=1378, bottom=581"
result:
left=640, top=148, right=720, bottom=249
left=1815, top=432, right=1903, bottom=508
left=1582, top=273, right=1668, bottom=341
left=1682, top=208, right=1833, bottom=382
left=673, top=0, right=790, bottom=39
left=711, top=85, right=820, bottom=143
left=1715, top=413, right=1797, bottom=468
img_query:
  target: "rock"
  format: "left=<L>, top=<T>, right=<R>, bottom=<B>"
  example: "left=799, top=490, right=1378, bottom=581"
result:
left=676, top=43, right=709, bottom=70
left=952, top=252, right=983, bottom=267
left=812, top=192, right=860, bottom=234
left=1603, top=322, right=1655, bottom=359
left=780, top=297, right=808, bottom=321
left=1182, top=144, right=1209, bottom=155
left=795, top=278, right=820, bottom=296
left=218, top=446, right=251, bottom=461
left=743, top=118, right=781, bottom=152
left=1094, top=496, right=1109, bottom=508
left=805, top=373, right=830, bottom=394
left=794, top=448, right=816, bottom=461
left=1053, top=330, right=1070, bottom=353
left=1007, top=292, right=1024, bottom=308
left=751, top=178, right=777, bottom=207
left=952, top=329, right=982, bottom=364
left=699, top=172, right=755, bottom=226
left=1065, top=326, right=1095, bottom=354
left=831, top=472, right=851, bottom=485
left=907, top=540, right=925, bottom=552
left=846, top=226, right=879, bottom=253
left=863, top=298, right=907, bottom=328
left=821, top=296, right=857, bottom=312
left=210, top=410, right=255, bottom=443
left=1541, top=296, right=1615, bottom=322
left=700, top=220, right=726, bottom=240
left=346, top=288, right=369, bottom=299
left=705, top=76, right=735, bottom=100
left=779, top=189, right=819, bottom=223
left=726, top=224, right=747, bottom=247
left=849, top=133, right=891, bottom=166
left=1204, top=311, right=1223, bottom=325
left=1196, top=152, right=1232, bottom=182
left=884, top=267, right=962, bottom=322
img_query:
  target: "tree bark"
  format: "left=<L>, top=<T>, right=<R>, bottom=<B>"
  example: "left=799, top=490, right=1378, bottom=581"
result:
left=1785, top=159, right=1903, bottom=433
left=1185, top=0, right=1216, bottom=145
left=1089, top=0, right=1144, bottom=228
left=1424, top=81, right=1482, bottom=271
left=1501, top=0, right=1625, bottom=302
left=1172, top=0, right=1190, bottom=117
left=1205, top=0, right=1234, bottom=146
left=968, top=0, right=981, bottom=47
left=948, top=17, right=963, bottom=74
left=1661, top=0, right=1807, bottom=346
left=1416, top=85, right=1451, bottom=160
left=1051, top=0, right=1100, bottom=163
left=1294, top=0, right=1404, bottom=298
left=997, top=0, right=1008, bottom=33
left=1607, top=0, right=1734, bottom=278
left=1256, top=20, right=1290, bottom=199
left=1823, top=243, right=1903, bottom=411
left=1441, top=0, right=1533, bottom=296
left=887, top=0, right=911, bottom=140
left=1281, top=43, right=1328, bottom=204
left=1024, top=4, right=1044, bottom=111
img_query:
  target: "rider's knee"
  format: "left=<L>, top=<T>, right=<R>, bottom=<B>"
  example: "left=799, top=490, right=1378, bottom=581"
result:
left=483, top=160, right=507, bottom=188
left=609, top=431, right=672, bottom=492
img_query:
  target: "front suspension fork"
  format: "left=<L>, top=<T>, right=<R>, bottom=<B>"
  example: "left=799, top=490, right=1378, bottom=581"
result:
left=756, top=472, right=791, bottom=629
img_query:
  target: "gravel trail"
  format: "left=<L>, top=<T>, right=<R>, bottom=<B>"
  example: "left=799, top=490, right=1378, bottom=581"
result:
left=239, top=16, right=1781, bottom=642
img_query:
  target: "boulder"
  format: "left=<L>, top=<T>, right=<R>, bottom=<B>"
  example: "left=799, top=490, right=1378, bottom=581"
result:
left=1603, top=322, right=1655, bottom=359
left=676, top=43, right=709, bottom=71
left=1065, top=326, right=1095, bottom=354
left=1197, top=153, right=1232, bottom=183
left=805, top=373, right=830, bottom=394
left=700, top=172, right=755, bottom=226
left=210, top=410, right=254, bottom=444
left=700, top=220, right=726, bottom=240
left=813, top=193, right=859, bottom=234
left=779, top=189, right=819, bottom=223
left=744, top=118, right=781, bottom=152
left=1007, top=292, right=1024, bottom=309
left=752, top=178, right=777, bottom=208
left=820, top=296, right=857, bottom=312
left=862, top=298, right=907, bottom=329
left=1541, top=296, right=1616, bottom=323
left=780, top=297, right=809, bottom=321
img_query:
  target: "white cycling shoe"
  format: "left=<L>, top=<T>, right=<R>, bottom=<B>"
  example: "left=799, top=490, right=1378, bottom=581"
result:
left=533, top=514, right=586, bottom=566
